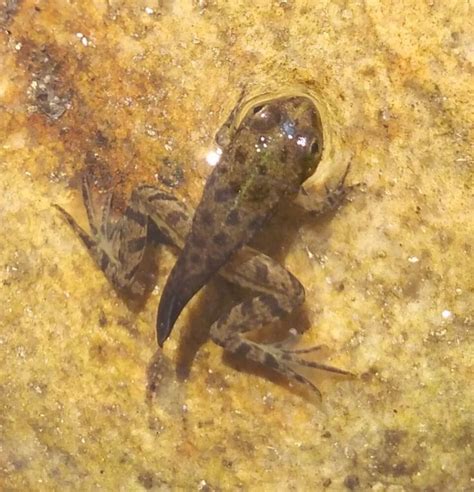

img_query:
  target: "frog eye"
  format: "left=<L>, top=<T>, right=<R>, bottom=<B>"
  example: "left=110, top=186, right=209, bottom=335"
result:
left=249, top=104, right=282, bottom=131
left=310, top=140, right=320, bottom=155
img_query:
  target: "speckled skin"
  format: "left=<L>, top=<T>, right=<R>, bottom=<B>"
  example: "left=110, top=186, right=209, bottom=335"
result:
left=55, top=96, right=352, bottom=394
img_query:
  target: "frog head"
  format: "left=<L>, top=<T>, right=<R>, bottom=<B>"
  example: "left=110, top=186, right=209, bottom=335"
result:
left=241, top=95, right=324, bottom=185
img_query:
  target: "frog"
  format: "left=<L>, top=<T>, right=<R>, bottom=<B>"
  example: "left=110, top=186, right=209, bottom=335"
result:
left=54, top=94, right=353, bottom=396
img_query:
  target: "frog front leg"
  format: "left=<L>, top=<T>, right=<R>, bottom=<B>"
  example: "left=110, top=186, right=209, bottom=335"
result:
left=214, top=88, right=248, bottom=148
left=214, top=251, right=351, bottom=396
left=294, top=162, right=356, bottom=215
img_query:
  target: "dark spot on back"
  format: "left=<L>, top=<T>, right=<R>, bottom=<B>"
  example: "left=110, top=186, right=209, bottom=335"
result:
left=249, top=216, right=263, bottom=231
left=205, top=254, right=221, bottom=271
left=218, top=163, right=229, bottom=174
left=234, top=147, right=247, bottom=165
left=228, top=180, right=241, bottom=191
left=214, top=187, right=235, bottom=203
left=213, top=232, right=228, bottom=246
left=200, top=210, right=214, bottom=226
left=191, top=233, right=206, bottom=249
left=225, top=209, right=240, bottom=226
left=256, top=164, right=267, bottom=175
left=190, top=253, right=200, bottom=263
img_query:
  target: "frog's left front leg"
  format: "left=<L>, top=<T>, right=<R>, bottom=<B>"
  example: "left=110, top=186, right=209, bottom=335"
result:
left=213, top=251, right=351, bottom=396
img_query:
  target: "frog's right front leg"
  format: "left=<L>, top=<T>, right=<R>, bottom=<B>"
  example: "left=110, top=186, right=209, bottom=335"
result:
left=294, top=162, right=355, bottom=215
left=54, top=178, right=192, bottom=296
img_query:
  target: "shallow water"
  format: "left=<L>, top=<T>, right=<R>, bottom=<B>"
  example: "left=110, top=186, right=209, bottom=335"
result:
left=0, top=1, right=472, bottom=490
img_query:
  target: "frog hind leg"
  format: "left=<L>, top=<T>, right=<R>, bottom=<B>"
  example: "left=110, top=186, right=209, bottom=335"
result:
left=212, top=253, right=351, bottom=396
left=54, top=177, right=150, bottom=296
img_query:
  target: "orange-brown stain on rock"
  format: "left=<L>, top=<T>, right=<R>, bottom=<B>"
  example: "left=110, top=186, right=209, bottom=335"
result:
left=6, top=1, right=194, bottom=209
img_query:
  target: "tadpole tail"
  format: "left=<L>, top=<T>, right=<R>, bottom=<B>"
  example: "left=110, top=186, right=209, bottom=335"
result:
left=156, top=296, right=181, bottom=347
left=156, top=254, right=212, bottom=347
left=156, top=274, right=189, bottom=347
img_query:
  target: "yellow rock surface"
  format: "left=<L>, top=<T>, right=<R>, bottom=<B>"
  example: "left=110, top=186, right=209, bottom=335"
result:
left=0, top=1, right=472, bottom=490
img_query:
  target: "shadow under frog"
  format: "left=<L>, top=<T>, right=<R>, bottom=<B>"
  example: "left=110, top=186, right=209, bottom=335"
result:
left=55, top=94, right=354, bottom=398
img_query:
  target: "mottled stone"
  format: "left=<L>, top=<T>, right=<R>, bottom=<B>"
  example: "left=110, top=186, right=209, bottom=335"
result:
left=0, top=0, right=472, bottom=490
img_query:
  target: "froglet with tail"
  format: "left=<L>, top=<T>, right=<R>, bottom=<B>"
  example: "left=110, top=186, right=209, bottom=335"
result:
left=55, top=94, right=353, bottom=395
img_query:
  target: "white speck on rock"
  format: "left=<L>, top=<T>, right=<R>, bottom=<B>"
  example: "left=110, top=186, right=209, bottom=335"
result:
left=17, top=346, right=26, bottom=358
left=441, top=309, right=453, bottom=320
left=76, top=32, right=93, bottom=47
